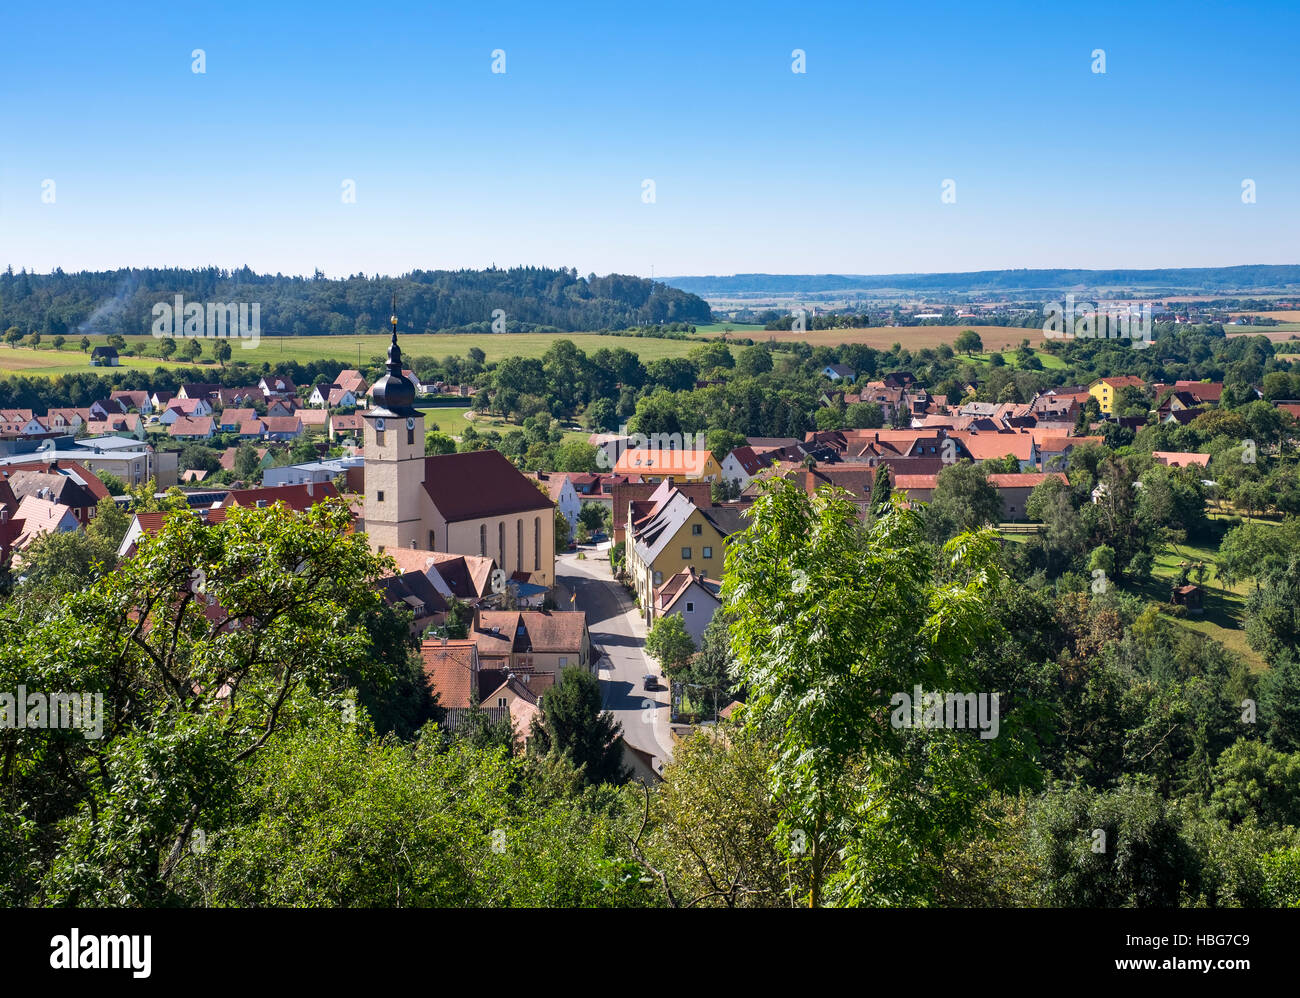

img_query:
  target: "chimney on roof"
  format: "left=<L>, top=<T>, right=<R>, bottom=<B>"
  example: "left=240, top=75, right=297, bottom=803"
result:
left=441, top=635, right=447, bottom=647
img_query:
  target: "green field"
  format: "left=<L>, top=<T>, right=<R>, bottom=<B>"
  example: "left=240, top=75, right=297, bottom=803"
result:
left=968, top=350, right=1068, bottom=370
left=1136, top=534, right=1267, bottom=672
left=0, top=331, right=709, bottom=379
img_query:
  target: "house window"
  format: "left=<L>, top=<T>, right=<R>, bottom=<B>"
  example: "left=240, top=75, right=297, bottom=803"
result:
left=497, top=697, right=507, bottom=708
left=534, top=517, right=540, bottom=569
left=686, top=601, right=694, bottom=613
left=653, top=571, right=663, bottom=585
left=376, top=490, right=384, bottom=502
left=429, top=530, right=436, bottom=550
left=376, top=430, right=385, bottom=447
left=407, top=427, right=415, bottom=446
left=499, top=522, right=505, bottom=565
left=681, top=547, right=691, bottom=560
left=691, top=523, right=702, bottom=535
left=480, top=524, right=487, bottom=556
left=558, top=657, right=568, bottom=668
left=703, top=546, right=712, bottom=559
left=517, top=519, right=523, bottom=572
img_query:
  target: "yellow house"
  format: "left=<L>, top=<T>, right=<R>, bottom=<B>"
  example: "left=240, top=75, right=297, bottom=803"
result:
left=625, top=486, right=747, bottom=624
left=1088, top=375, right=1145, bottom=415
left=614, top=448, right=722, bottom=483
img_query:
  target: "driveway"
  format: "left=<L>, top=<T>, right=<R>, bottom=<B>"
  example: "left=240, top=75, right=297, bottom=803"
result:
left=556, top=549, right=674, bottom=772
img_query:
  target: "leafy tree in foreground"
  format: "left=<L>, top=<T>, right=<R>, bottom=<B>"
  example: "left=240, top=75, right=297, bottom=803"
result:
left=530, top=666, right=628, bottom=787
left=723, top=478, right=1018, bottom=906
left=0, top=498, right=414, bottom=905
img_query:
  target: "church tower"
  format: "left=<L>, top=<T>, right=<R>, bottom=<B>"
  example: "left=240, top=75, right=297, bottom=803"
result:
left=363, top=305, right=425, bottom=551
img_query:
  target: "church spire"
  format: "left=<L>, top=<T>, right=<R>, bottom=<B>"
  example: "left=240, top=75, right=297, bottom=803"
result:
left=370, top=292, right=417, bottom=414
left=386, top=293, right=402, bottom=374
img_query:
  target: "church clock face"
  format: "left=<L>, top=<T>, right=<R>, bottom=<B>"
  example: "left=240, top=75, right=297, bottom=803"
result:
left=406, top=416, right=415, bottom=431
left=375, top=417, right=386, bottom=431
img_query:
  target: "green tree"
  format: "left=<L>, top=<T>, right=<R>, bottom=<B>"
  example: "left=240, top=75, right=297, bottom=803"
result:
left=1028, top=781, right=1200, bottom=907
left=212, top=339, right=233, bottom=368
left=554, top=508, right=571, bottom=552
left=1245, top=558, right=1300, bottom=664
left=79, top=336, right=91, bottom=353
left=927, top=461, right=1002, bottom=540
left=723, top=478, right=1012, bottom=906
left=645, top=613, right=695, bottom=678
left=845, top=401, right=885, bottom=429
left=0, top=498, right=414, bottom=904
left=233, top=444, right=262, bottom=479
left=1209, top=740, right=1300, bottom=829
left=1259, top=654, right=1300, bottom=752
left=649, top=726, right=796, bottom=906
left=425, top=431, right=456, bottom=456
left=529, top=666, right=628, bottom=786
left=955, top=329, right=982, bottom=356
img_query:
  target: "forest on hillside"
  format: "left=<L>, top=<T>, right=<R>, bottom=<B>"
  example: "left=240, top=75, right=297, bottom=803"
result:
left=0, top=266, right=712, bottom=338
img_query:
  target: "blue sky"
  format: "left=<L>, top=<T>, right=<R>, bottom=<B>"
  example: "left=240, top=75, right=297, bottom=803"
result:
left=1, top=0, right=1296, bottom=278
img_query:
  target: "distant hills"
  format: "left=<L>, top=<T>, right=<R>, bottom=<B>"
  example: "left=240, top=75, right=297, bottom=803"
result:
left=664, top=266, right=1300, bottom=298
left=0, top=266, right=712, bottom=337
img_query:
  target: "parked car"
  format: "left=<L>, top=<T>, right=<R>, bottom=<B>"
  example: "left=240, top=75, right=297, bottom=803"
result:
left=643, top=673, right=658, bottom=691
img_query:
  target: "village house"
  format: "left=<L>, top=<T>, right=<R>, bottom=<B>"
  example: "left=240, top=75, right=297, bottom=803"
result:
left=653, top=567, right=722, bottom=647
left=159, top=398, right=213, bottom=424
left=217, top=408, right=257, bottom=433
left=469, top=609, right=592, bottom=676
left=109, top=390, right=152, bottom=414
left=258, top=375, right=296, bottom=398
left=89, top=346, right=119, bottom=367
left=613, top=447, right=723, bottom=483
left=525, top=471, right=581, bottom=534
left=1036, top=434, right=1105, bottom=470
left=266, top=397, right=303, bottom=418
left=11, top=495, right=80, bottom=550
left=260, top=416, right=305, bottom=441
left=1, top=461, right=107, bottom=526
left=329, top=413, right=366, bottom=442
left=821, top=363, right=856, bottom=383
left=420, top=638, right=546, bottom=749
left=178, top=383, right=221, bottom=402
left=625, top=482, right=747, bottom=623
left=168, top=416, right=216, bottom=441
left=1088, top=375, right=1146, bottom=415
left=720, top=445, right=776, bottom=491
left=384, top=547, right=502, bottom=605
left=1152, top=451, right=1212, bottom=469
left=986, top=471, right=1069, bottom=521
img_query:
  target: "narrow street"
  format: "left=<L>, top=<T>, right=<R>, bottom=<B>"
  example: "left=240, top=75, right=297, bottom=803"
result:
left=555, top=548, right=674, bottom=773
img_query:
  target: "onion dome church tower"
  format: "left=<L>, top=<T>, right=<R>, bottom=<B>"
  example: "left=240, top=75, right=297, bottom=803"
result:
left=363, top=303, right=426, bottom=551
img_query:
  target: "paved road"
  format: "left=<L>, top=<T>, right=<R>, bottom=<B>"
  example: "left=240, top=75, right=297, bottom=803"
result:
left=556, top=549, right=673, bottom=772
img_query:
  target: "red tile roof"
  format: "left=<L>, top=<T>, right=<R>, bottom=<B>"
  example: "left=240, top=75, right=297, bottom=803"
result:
left=220, top=483, right=339, bottom=511
left=422, top=450, right=553, bottom=523
left=420, top=639, right=480, bottom=709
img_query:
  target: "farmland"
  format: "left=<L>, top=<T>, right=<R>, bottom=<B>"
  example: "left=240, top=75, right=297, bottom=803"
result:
left=0, top=331, right=705, bottom=378
left=0, top=325, right=1050, bottom=380
left=758, top=325, right=1044, bottom=351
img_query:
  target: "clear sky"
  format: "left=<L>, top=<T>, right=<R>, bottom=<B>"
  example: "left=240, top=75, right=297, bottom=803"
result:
left=1, top=0, right=1296, bottom=279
